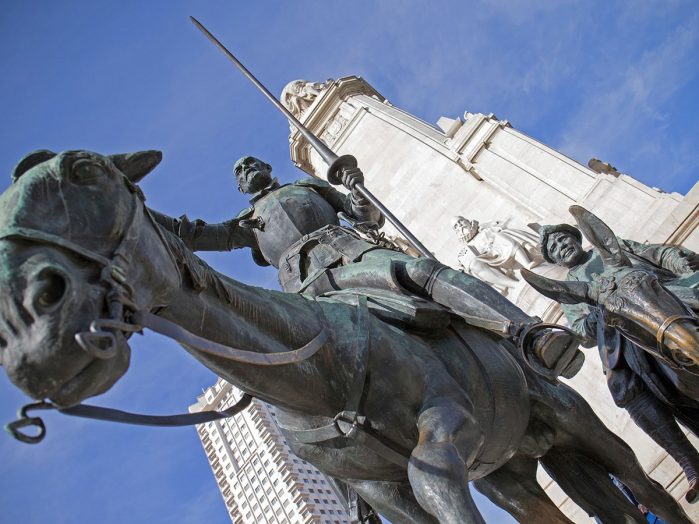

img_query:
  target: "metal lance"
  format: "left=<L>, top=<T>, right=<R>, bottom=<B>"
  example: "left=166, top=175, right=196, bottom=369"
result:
left=189, top=16, right=436, bottom=260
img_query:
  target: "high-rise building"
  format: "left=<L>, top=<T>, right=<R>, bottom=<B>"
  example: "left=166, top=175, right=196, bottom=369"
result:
left=190, top=378, right=352, bottom=524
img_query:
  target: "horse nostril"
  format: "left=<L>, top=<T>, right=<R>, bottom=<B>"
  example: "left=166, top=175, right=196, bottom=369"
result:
left=34, top=270, right=67, bottom=312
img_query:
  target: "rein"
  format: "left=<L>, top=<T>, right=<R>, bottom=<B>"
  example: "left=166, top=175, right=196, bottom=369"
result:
left=1, top=177, right=328, bottom=444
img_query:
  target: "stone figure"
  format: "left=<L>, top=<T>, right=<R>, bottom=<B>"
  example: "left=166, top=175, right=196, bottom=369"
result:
left=452, top=216, right=542, bottom=295
left=588, top=158, right=621, bottom=177
left=281, top=79, right=330, bottom=118
left=1, top=149, right=694, bottom=523
left=523, top=206, right=699, bottom=503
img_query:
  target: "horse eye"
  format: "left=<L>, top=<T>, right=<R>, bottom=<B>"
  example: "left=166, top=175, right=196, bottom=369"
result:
left=71, top=160, right=105, bottom=184
left=34, top=270, right=67, bottom=311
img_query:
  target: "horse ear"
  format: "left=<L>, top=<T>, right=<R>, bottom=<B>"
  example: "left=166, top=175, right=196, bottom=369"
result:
left=109, top=150, right=162, bottom=183
left=569, top=205, right=630, bottom=268
left=521, top=269, right=592, bottom=305
left=12, top=150, right=57, bottom=182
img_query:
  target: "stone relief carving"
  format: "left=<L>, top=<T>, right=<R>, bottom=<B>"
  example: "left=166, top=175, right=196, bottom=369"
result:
left=321, top=113, right=349, bottom=144
left=281, top=79, right=332, bottom=119
left=452, top=216, right=543, bottom=296
left=588, top=157, right=621, bottom=177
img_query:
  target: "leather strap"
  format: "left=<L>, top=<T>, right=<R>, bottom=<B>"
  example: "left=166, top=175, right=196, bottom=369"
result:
left=60, top=393, right=253, bottom=426
left=135, top=310, right=329, bottom=366
left=655, top=313, right=698, bottom=368
left=6, top=394, right=253, bottom=444
left=279, top=296, right=411, bottom=468
left=656, top=314, right=695, bottom=349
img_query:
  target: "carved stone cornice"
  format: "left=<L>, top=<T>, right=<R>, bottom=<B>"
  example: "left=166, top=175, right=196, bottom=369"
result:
left=286, top=76, right=385, bottom=176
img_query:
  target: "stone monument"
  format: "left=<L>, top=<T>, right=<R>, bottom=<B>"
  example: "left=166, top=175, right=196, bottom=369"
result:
left=285, top=75, right=699, bottom=521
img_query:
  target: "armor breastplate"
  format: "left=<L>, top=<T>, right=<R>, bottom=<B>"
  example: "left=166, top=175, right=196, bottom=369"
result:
left=251, top=185, right=340, bottom=267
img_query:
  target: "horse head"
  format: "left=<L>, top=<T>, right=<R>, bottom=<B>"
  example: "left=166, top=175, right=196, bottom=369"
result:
left=0, top=149, right=163, bottom=407
left=523, top=206, right=699, bottom=369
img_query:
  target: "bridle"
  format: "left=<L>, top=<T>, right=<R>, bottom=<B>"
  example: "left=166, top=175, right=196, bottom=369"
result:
left=654, top=313, right=699, bottom=369
left=599, top=303, right=699, bottom=372
left=1, top=173, right=328, bottom=443
left=593, top=270, right=699, bottom=371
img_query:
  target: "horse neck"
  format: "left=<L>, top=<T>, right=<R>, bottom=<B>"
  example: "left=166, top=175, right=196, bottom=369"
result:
left=132, top=212, right=337, bottom=411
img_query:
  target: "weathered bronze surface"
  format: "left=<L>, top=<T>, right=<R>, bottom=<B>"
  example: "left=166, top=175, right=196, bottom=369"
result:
left=0, top=152, right=691, bottom=522
left=525, top=205, right=699, bottom=503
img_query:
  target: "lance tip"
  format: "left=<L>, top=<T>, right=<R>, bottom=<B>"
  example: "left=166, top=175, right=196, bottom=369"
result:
left=189, top=16, right=204, bottom=30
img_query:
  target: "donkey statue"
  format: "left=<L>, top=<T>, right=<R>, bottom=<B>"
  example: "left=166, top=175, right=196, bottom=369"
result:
left=523, top=205, right=699, bottom=503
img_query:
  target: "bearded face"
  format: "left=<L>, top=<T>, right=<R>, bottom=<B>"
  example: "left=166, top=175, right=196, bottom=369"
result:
left=234, top=156, right=273, bottom=194
left=452, top=217, right=479, bottom=243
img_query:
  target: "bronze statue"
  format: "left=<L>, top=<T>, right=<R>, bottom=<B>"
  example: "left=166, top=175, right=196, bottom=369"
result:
left=523, top=205, right=699, bottom=503
left=150, top=155, right=583, bottom=380
left=0, top=149, right=691, bottom=523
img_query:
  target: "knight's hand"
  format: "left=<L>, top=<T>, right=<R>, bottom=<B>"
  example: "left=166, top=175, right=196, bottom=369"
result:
left=341, top=167, right=369, bottom=205
left=341, top=166, right=364, bottom=190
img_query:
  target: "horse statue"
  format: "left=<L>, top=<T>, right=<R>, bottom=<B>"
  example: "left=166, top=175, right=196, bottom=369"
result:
left=523, top=205, right=699, bottom=503
left=0, top=150, right=691, bottom=523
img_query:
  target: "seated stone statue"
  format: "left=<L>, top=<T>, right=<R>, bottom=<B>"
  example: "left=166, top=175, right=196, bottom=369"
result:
left=281, top=79, right=329, bottom=119
left=452, top=216, right=542, bottom=296
left=150, top=156, right=582, bottom=378
left=539, top=222, right=699, bottom=502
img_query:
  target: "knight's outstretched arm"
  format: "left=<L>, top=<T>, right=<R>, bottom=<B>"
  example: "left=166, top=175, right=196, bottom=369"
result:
left=149, top=208, right=255, bottom=252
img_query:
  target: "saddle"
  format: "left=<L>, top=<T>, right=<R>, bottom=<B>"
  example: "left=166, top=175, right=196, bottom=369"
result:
left=318, top=287, right=452, bottom=332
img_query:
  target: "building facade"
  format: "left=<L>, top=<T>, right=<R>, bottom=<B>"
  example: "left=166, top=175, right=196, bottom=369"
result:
left=282, top=76, right=699, bottom=522
left=190, top=378, right=352, bottom=524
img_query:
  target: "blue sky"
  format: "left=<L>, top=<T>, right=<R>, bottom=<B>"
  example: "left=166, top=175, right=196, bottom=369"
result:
left=1, top=1, right=698, bottom=523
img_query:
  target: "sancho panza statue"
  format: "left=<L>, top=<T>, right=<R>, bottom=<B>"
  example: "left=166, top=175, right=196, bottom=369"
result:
left=151, top=156, right=582, bottom=377
left=539, top=222, right=699, bottom=502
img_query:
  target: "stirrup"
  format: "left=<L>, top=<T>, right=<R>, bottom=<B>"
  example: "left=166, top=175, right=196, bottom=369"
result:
left=518, top=323, right=583, bottom=380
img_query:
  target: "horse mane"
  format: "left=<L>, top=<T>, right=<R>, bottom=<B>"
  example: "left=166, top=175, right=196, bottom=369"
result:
left=155, top=224, right=234, bottom=304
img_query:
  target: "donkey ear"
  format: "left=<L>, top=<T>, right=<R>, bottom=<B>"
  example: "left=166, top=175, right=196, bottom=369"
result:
left=569, top=205, right=630, bottom=268
left=109, top=150, right=162, bottom=183
left=521, top=269, right=592, bottom=305
left=12, top=150, right=57, bottom=182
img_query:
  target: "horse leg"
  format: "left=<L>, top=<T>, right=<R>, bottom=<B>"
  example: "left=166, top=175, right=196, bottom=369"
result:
left=408, top=397, right=486, bottom=524
left=552, top=386, right=692, bottom=524
left=540, top=448, right=646, bottom=523
left=349, top=479, right=438, bottom=524
left=472, top=455, right=574, bottom=524
left=325, top=477, right=381, bottom=524
left=610, top=367, right=699, bottom=503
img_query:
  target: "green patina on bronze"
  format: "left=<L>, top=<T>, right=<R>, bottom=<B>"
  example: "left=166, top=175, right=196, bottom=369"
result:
left=525, top=205, right=699, bottom=503
left=0, top=150, right=692, bottom=523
